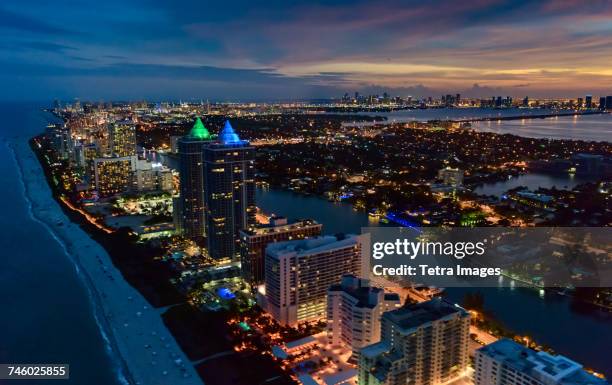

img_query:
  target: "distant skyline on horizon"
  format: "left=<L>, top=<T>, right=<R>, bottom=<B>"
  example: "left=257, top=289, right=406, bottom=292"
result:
left=43, top=91, right=609, bottom=105
left=2, top=0, right=612, bottom=101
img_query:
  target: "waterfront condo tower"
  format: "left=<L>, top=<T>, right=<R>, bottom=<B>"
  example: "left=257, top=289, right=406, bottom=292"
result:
left=359, top=298, right=470, bottom=385
left=239, top=216, right=322, bottom=288
left=203, top=120, right=256, bottom=261
left=178, top=117, right=212, bottom=243
left=263, top=234, right=363, bottom=325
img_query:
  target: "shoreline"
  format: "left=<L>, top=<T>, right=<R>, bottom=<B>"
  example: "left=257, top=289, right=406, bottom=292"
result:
left=453, top=110, right=607, bottom=123
left=11, top=138, right=203, bottom=385
left=339, top=109, right=611, bottom=142
left=8, top=138, right=133, bottom=385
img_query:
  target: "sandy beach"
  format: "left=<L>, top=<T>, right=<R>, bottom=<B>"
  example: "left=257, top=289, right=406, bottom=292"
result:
left=10, top=138, right=203, bottom=385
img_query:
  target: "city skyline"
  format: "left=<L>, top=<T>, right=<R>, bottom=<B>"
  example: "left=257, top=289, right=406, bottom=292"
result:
left=2, top=1, right=612, bottom=101
left=16, top=98, right=612, bottom=385
left=0, top=2, right=610, bottom=384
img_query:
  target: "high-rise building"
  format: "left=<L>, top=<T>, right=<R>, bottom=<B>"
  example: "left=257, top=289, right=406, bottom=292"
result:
left=437, top=167, right=464, bottom=187
left=606, top=95, right=612, bottom=110
left=170, top=135, right=182, bottom=153
left=203, top=121, right=255, bottom=261
left=239, top=216, right=322, bottom=287
left=133, top=158, right=173, bottom=192
left=327, top=275, right=400, bottom=362
left=72, top=143, right=86, bottom=168
left=474, top=339, right=607, bottom=385
left=82, top=144, right=99, bottom=182
left=599, top=96, right=606, bottom=110
left=50, top=124, right=72, bottom=160
left=263, top=234, right=363, bottom=325
left=109, top=121, right=136, bottom=157
left=359, top=299, right=470, bottom=385
left=178, top=117, right=212, bottom=243
left=94, top=156, right=136, bottom=196
left=585, top=95, right=592, bottom=109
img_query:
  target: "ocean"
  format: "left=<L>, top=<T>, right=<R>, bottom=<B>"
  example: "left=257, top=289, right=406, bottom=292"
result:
left=0, top=102, right=122, bottom=385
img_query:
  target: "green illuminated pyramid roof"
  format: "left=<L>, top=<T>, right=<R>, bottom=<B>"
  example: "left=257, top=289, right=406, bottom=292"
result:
left=189, top=117, right=212, bottom=140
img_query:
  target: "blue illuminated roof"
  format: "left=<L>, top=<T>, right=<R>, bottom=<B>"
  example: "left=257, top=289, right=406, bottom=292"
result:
left=219, top=120, right=242, bottom=145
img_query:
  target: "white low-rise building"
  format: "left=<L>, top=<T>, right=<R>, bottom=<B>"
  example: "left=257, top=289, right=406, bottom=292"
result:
left=327, top=275, right=400, bottom=362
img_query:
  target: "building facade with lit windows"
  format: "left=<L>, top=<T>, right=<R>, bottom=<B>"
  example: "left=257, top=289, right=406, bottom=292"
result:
left=474, top=339, right=608, bottom=385
left=109, top=121, right=136, bottom=157
left=94, top=156, right=136, bottom=196
left=133, top=158, right=173, bottom=193
left=239, top=216, right=322, bottom=287
left=327, top=275, right=400, bottom=362
left=203, top=120, right=255, bottom=261
left=178, top=117, right=212, bottom=243
left=437, top=167, right=464, bottom=187
left=359, top=298, right=470, bottom=385
left=263, top=234, right=363, bottom=326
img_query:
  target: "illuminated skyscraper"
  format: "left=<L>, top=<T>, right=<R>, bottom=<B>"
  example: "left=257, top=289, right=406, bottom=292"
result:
left=94, top=156, right=136, bottom=196
left=263, top=234, right=363, bottom=325
left=109, top=121, right=136, bottom=157
left=239, top=216, right=322, bottom=287
left=203, top=120, right=255, bottom=260
left=359, top=299, right=470, bottom=385
left=178, top=117, right=212, bottom=243
left=585, top=94, right=592, bottom=109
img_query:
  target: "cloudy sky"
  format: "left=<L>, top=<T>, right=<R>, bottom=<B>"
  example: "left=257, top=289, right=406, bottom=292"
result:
left=2, top=0, right=612, bottom=101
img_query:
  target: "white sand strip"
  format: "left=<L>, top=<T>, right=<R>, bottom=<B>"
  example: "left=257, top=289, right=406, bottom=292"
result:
left=11, top=139, right=204, bottom=385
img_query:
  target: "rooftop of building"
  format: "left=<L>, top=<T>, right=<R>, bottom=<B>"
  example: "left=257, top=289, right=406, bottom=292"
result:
left=94, top=155, right=136, bottom=163
left=284, top=335, right=317, bottom=350
left=383, top=298, right=468, bottom=333
left=266, top=234, right=359, bottom=259
left=478, top=339, right=608, bottom=385
left=329, top=275, right=383, bottom=309
left=203, top=120, right=249, bottom=148
left=360, top=340, right=391, bottom=359
left=186, top=117, right=212, bottom=140
left=240, top=217, right=321, bottom=236
left=360, top=341, right=403, bottom=382
left=515, top=190, right=554, bottom=202
left=384, top=293, right=400, bottom=301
